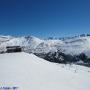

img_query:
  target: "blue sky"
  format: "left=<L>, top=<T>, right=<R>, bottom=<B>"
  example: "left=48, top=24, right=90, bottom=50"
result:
left=0, top=0, right=90, bottom=38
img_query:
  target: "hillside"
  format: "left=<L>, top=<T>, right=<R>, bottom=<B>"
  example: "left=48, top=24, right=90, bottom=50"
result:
left=0, top=52, right=90, bottom=90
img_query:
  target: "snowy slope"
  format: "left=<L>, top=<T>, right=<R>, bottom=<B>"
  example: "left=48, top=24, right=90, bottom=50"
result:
left=61, top=36, right=90, bottom=55
left=0, top=36, right=43, bottom=47
left=0, top=36, right=43, bottom=53
left=0, top=35, right=13, bottom=44
left=0, top=52, right=90, bottom=90
left=0, top=35, right=90, bottom=56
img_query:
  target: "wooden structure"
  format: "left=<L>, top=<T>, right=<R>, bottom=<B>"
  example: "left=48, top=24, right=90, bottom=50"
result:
left=6, top=46, right=22, bottom=53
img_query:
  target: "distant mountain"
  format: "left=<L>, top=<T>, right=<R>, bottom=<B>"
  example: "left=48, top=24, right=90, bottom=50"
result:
left=0, top=35, right=90, bottom=66
left=0, top=35, right=90, bottom=55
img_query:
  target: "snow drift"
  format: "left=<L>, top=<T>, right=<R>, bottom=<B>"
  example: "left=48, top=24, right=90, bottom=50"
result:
left=0, top=52, right=90, bottom=90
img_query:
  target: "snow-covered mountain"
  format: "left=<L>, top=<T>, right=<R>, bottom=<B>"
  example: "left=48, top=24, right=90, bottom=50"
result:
left=0, top=36, right=42, bottom=47
left=0, top=35, right=90, bottom=57
left=0, top=52, right=90, bottom=90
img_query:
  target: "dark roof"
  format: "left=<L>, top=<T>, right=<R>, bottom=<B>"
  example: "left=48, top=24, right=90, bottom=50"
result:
left=6, top=46, right=21, bottom=49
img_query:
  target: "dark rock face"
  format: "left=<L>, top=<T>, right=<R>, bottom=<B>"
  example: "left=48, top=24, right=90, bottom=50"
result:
left=34, top=51, right=90, bottom=67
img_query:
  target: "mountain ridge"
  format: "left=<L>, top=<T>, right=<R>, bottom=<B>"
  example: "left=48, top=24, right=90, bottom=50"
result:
left=0, top=35, right=90, bottom=55
left=0, top=35, right=90, bottom=66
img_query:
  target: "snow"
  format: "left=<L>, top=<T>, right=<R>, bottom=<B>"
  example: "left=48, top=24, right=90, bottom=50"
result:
left=0, top=36, right=43, bottom=47
left=1, top=35, right=90, bottom=56
left=0, top=52, right=90, bottom=90
left=0, top=35, right=13, bottom=44
left=0, top=35, right=90, bottom=69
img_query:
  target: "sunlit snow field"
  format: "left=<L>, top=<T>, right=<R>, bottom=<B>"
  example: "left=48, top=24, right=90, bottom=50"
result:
left=0, top=52, right=90, bottom=90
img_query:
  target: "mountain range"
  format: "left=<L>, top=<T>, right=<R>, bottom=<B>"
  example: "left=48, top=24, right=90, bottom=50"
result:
left=0, top=35, right=90, bottom=66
